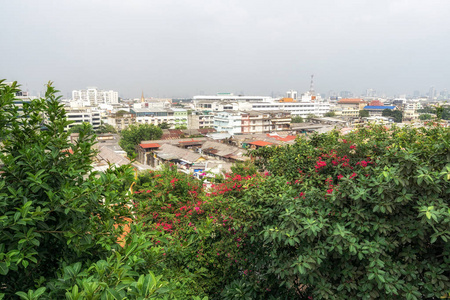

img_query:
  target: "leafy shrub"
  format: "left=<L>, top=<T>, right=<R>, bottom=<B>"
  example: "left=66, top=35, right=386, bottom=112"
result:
left=241, top=124, right=450, bottom=299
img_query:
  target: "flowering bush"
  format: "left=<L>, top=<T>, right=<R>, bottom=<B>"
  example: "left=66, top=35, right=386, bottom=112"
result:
left=129, top=124, right=450, bottom=299
left=132, top=166, right=255, bottom=297
left=242, top=124, right=450, bottom=299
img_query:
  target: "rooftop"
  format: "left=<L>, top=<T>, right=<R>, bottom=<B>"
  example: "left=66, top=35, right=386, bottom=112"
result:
left=364, top=106, right=396, bottom=110
left=338, top=98, right=367, bottom=104
left=139, top=143, right=161, bottom=149
left=248, top=140, right=274, bottom=147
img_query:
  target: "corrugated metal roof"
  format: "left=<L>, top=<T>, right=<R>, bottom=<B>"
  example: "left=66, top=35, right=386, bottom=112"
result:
left=364, top=106, right=396, bottom=109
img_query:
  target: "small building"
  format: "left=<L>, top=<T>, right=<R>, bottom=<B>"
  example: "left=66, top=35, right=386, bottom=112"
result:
left=246, top=140, right=274, bottom=149
left=337, top=98, right=368, bottom=117
left=151, top=144, right=207, bottom=168
left=363, top=105, right=396, bottom=117
left=137, top=143, right=161, bottom=165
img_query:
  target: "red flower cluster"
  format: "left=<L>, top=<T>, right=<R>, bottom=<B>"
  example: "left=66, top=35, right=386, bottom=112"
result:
left=315, top=159, right=327, bottom=171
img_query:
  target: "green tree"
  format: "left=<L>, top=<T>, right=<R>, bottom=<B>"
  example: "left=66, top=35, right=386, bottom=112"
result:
left=306, top=113, right=317, bottom=121
left=175, top=124, right=187, bottom=130
left=119, top=123, right=163, bottom=157
left=97, top=122, right=117, bottom=134
left=116, top=109, right=129, bottom=116
left=419, top=113, right=432, bottom=120
left=382, top=109, right=403, bottom=122
left=359, top=110, right=369, bottom=117
left=68, top=122, right=94, bottom=135
left=324, top=111, right=336, bottom=117
left=435, top=104, right=444, bottom=120
left=291, top=116, right=304, bottom=123
left=0, top=80, right=171, bottom=298
left=158, top=122, right=170, bottom=129
left=241, top=125, right=450, bottom=298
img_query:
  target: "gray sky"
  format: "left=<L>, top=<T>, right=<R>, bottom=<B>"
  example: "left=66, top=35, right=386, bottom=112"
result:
left=1, top=0, right=450, bottom=98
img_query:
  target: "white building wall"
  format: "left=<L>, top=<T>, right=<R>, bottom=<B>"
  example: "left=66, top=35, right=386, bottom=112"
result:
left=71, top=88, right=119, bottom=107
left=213, top=112, right=242, bottom=135
left=65, top=108, right=101, bottom=131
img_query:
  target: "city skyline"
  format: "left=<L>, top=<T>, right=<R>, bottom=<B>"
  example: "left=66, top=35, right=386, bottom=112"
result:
left=2, top=0, right=450, bottom=98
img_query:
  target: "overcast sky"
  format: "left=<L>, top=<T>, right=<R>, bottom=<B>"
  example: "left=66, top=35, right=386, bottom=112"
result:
left=1, top=0, right=450, bottom=98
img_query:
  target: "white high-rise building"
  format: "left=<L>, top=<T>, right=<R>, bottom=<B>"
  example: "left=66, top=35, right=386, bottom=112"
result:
left=286, top=90, right=298, bottom=100
left=72, top=87, right=119, bottom=107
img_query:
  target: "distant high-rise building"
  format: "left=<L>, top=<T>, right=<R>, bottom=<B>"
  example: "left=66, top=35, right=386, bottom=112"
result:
left=72, top=87, right=119, bottom=107
left=286, top=90, right=298, bottom=100
left=428, top=86, right=436, bottom=100
left=339, top=91, right=353, bottom=98
left=439, top=89, right=448, bottom=99
left=413, top=90, right=420, bottom=98
left=365, top=89, right=376, bottom=97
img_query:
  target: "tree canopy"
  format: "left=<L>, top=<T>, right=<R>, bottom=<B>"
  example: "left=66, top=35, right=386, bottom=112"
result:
left=1, top=79, right=449, bottom=299
left=158, top=122, right=170, bottom=129
left=246, top=124, right=450, bottom=298
left=0, top=80, right=168, bottom=299
left=382, top=109, right=403, bottom=122
left=291, top=116, right=304, bottom=123
left=68, top=122, right=94, bottom=135
left=97, top=122, right=117, bottom=134
left=119, top=123, right=163, bottom=157
left=359, top=110, right=369, bottom=118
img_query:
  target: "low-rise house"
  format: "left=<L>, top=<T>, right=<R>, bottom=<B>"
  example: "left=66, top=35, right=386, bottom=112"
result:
left=152, top=144, right=207, bottom=168
left=246, top=140, right=274, bottom=149
left=337, top=98, right=368, bottom=117
left=241, top=111, right=291, bottom=134
left=136, top=143, right=161, bottom=165
left=363, top=105, right=396, bottom=117
left=200, top=141, right=247, bottom=162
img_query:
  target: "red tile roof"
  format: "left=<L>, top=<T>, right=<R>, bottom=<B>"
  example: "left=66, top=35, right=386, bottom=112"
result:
left=268, top=135, right=297, bottom=142
left=369, top=100, right=384, bottom=106
left=248, top=140, right=274, bottom=147
left=139, top=143, right=161, bottom=149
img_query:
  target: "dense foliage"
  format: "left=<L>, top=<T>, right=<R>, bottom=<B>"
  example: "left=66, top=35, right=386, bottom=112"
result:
left=68, top=123, right=95, bottom=135
left=2, top=80, right=449, bottom=299
left=291, top=116, right=304, bottom=123
left=419, top=113, right=433, bottom=120
left=382, top=109, right=403, bottom=122
left=0, top=81, right=170, bottom=299
left=247, top=125, right=450, bottom=298
left=418, top=105, right=450, bottom=120
left=97, top=123, right=118, bottom=134
left=119, top=123, right=163, bottom=157
left=359, top=110, right=369, bottom=118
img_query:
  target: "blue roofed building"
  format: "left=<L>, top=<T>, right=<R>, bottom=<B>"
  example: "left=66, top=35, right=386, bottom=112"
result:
left=363, top=105, right=397, bottom=117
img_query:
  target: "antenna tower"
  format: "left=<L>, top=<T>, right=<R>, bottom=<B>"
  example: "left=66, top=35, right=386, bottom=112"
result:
left=309, top=74, right=315, bottom=96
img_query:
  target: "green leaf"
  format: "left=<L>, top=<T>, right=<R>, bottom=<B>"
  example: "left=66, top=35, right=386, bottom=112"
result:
left=22, top=260, right=29, bottom=268
left=0, top=262, right=9, bottom=275
left=107, top=288, right=122, bottom=300
left=15, top=292, right=28, bottom=300
left=33, top=287, right=46, bottom=299
left=14, top=212, right=20, bottom=223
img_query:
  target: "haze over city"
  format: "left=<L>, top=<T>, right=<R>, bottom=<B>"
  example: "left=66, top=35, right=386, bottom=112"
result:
left=2, top=0, right=450, bottom=98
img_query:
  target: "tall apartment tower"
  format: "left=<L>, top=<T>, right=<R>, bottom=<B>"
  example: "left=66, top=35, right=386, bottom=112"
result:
left=72, top=87, right=119, bottom=107
left=428, top=86, right=436, bottom=100
left=286, top=90, right=298, bottom=100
